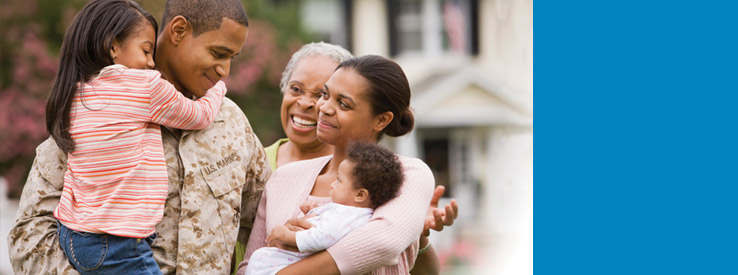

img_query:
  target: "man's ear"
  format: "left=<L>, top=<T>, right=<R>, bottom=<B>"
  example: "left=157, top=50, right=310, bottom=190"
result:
left=355, top=188, right=369, bottom=203
left=373, top=111, right=394, bottom=133
left=167, top=16, right=190, bottom=45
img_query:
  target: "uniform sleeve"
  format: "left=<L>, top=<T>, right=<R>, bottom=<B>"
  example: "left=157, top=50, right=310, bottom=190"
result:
left=325, top=158, right=435, bottom=274
left=235, top=121, right=272, bottom=275
left=147, top=75, right=227, bottom=130
left=237, top=186, right=267, bottom=275
left=7, top=139, right=80, bottom=275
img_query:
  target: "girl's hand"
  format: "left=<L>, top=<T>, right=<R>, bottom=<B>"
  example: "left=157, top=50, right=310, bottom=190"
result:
left=423, top=186, right=459, bottom=237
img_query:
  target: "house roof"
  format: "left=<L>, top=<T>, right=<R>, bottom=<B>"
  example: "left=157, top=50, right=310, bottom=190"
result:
left=410, top=66, right=532, bottom=127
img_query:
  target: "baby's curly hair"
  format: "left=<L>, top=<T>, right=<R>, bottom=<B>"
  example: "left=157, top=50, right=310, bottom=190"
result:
left=346, top=142, right=404, bottom=208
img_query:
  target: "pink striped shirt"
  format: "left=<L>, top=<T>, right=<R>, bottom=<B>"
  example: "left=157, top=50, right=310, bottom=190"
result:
left=53, top=64, right=226, bottom=238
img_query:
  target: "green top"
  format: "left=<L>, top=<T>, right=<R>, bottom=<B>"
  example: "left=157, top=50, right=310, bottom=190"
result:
left=264, top=138, right=289, bottom=171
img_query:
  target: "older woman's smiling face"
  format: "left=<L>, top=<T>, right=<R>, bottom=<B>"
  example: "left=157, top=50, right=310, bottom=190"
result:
left=280, top=55, right=339, bottom=149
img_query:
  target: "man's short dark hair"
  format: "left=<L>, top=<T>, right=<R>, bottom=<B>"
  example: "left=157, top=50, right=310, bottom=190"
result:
left=346, top=142, right=404, bottom=208
left=161, top=0, right=249, bottom=36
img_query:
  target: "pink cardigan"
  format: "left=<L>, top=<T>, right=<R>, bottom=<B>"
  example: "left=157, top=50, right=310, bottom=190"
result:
left=240, top=155, right=435, bottom=274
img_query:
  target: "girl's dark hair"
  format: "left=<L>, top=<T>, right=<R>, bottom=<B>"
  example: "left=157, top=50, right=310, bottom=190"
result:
left=46, top=0, right=158, bottom=154
left=336, top=55, right=415, bottom=140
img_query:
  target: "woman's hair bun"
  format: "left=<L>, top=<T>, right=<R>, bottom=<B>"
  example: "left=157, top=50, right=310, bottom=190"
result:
left=385, top=108, right=414, bottom=137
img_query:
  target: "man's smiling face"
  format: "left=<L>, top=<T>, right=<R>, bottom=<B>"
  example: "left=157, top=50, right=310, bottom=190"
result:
left=165, top=17, right=247, bottom=97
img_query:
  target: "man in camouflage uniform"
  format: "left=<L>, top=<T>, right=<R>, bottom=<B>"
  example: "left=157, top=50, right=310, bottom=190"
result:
left=7, top=0, right=271, bottom=274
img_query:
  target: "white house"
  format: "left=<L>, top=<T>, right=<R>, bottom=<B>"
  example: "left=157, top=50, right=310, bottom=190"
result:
left=300, top=0, right=532, bottom=273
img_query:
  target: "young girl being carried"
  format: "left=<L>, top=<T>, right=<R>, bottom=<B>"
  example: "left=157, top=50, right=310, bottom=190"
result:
left=47, top=0, right=227, bottom=274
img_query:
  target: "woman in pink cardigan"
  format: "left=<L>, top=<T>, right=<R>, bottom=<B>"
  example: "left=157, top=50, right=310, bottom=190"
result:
left=240, top=55, right=441, bottom=274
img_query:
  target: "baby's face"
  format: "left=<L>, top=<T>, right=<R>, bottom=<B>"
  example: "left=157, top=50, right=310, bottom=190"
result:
left=331, top=159, right=359, bottom=205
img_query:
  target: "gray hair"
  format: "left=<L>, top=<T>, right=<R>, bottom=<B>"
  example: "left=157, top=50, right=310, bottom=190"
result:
left=279, top=42, right=354, bottom=93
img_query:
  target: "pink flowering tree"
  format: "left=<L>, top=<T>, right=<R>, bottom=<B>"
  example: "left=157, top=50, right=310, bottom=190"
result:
left=0, top=0, right=84, bottom=197
left=0, top=0, right=314, bottom=197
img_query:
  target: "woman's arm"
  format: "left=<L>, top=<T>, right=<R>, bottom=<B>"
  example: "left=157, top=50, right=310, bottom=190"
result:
left=277, top=251, right=339, bottom=275
left=409, top=236, right=440, bottom=275
left=409, top=185, right=459, bottom=274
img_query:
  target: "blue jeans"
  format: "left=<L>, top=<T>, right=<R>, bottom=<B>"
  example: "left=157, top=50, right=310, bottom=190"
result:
left=57, top=222, right=162, bottom=275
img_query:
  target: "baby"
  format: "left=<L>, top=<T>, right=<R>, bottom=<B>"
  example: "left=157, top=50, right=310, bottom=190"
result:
left=245, top=142, right=404, bottom=275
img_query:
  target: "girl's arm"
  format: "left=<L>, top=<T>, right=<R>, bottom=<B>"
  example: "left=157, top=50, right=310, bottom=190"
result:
left=278, top=157, right=435, bottom=274
left=147, top=74, right=227, bottom=130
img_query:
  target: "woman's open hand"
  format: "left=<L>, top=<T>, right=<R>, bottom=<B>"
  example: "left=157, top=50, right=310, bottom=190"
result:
left=423, top=186, right=459, bottom=237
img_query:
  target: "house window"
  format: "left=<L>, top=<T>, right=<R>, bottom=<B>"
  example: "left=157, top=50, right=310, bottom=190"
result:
left=395, top=0, right=424, bottom=53
left=387, top=0, right=479, bottom=57
left=300, top=0, right=352, bottom=51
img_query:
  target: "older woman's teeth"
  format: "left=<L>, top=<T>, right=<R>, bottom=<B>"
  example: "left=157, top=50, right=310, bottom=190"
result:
left=293, top=116, right=317, bottom=128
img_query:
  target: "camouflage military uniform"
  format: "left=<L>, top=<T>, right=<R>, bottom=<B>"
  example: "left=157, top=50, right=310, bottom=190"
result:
left=7, top=98, right=271, bottom=275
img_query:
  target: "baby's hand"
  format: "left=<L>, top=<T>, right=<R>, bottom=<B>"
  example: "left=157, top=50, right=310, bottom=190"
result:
left=284, top=217, right=313, bottom=232
left=266, top=225, right=299, bottom=252
left=266, top=225, right=288, bottom=247
left=300, top=200, right=321, bottom=214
